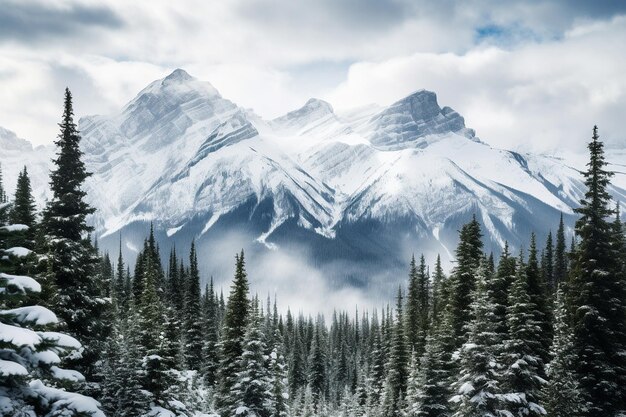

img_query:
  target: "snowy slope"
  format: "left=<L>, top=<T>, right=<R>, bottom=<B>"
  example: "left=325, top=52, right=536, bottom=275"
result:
left=2, top=69, right=625, bottom=287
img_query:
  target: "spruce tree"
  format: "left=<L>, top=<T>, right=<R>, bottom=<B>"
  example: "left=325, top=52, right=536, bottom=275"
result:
left=0, top=204, right=104, bottom=417
left=217, top=250, right=251, bottom=417
left=202, top=277, right=220, bottom=386
left=448, top=216, right=483, bottom=347
left=431, top=254, right=446, bottom=324
left=543, top=286, right=583, bottom=417
left=40, top=88, right=104, bottom=381
left=450, top=259, right=501, bottom=417
left=233, top=301, right=273, bottom=417
left=542, top=231, right=555, bottom=291
left=569, top=126, right=626, bottom=416
left=525, top=233, right=551, bottom=365
left=554, top=213, right=567, bottom=287
left=183, top=241, right=204, bottom=370
left=499, top=252, right=546, bottom=417
left=8, top=166, right=36, bottom=244
left=409, top=321, right=454, bottom=417
left=382, top=287, right=409, bottom=417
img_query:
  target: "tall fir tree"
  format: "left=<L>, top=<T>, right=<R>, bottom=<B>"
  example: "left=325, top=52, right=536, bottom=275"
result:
left=382, top=287, right=409, bottom=417
left=217, top=250, right=251, bottom=417
left=554, top=213, right=568, bottom=287
left=183, top=241, right=204, bottom=370
left=40, top=88, right=105, bottom=382
left=499, top=252, right=546, bottom=417
left=448, top=216, right=483, bottom=347
left=450, top=259, right=501, bottom=417
left=8, top=166, right=36, bottom=244
left=569, top=126, right=626, bottom=416
left=542, top=231, right=555, bottom=291
left=233, top=300, right=273, bottom=417
left=543, top=286, right=583, bottom=417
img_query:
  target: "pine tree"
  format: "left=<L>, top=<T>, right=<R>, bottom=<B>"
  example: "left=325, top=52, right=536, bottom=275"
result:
left=543, top=286, right=583, bottom=417
left=499, top=252, right=546, bottom=417
left=492, top=242, right=515, bottom=345
left=450, top=259, right=501, bottom=417
left=569, top=126, right=626, bottom=416
left=40, top=88, right=104, bottom=381
left=137, top=253, right=171, bottom=405
left=554, top=213, right=568, bottom=287
left=525, top=233, right=551, bottom=365
left=183, top=241, right=204, bottom=370
left=542, top=231, right=555, bottom=291
left=233, top=301, right=273, bottom=417
left=431, top=254, right=446, bottom=324
left=308, top=325, right=327, bottom=402
left=202, top=277, right=220, bottom=386
left=412, top=324, right=454, bottom=417
left=8, top=166, right=36, bottom=244
left=448, top=216, right=483, bottom=347
left=269, top=327, right=290, bottom=417
left=382, top=287, right=409, bottom=417
left=217, top=250, right=251, bottom=417
left=0, top=164, right=8, bottom=224
left=0, top=204, right=104, bottom=417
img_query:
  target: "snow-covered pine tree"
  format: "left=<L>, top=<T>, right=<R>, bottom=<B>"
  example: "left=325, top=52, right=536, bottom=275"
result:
left=450, top=259, right=501, bottom=417
left=408, top=315, right=455, bottom=417
left=233, top=299, right=273, bottom=417
left=308, top=324, right=326, bottom=403
left=183, top=241, right=204, bottom=370
left=40, top=88, right=105, bottom=383
left=382, top=287, right=409, bottom=417
left=499, top=251, right=546, bottom=417
left=407, top=255, right=430, bottom=359
left=137, top=253, right=172, bottom=406
left=525, top=233, right=552, bottom=365
left=448, top=216, right=483, bottom=348
left=269, top=326, right=289, bottom=417
left=491, top=242, right=514, bottom=356
left=217, top=250, right=251, bottom=417
left=0, top=207, right=104, bottom=417
left=569, top=126, right=626, bottom=416
left=543, top=286, right=584, bottom=417
left=8, top=167, right=36, bottom=245
left=202, top=277, right=220, bottom=386
left=0, top=165, right=7, bottom=224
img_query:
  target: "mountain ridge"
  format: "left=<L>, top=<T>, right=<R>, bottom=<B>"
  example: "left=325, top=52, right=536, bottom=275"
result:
left=2, top=69, right=625, bottom=293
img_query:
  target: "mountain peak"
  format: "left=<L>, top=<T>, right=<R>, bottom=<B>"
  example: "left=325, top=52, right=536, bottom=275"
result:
left=368, top=90, right=477, bottom=148
left=164, top=68, right=194, bottom=82
left=273, top=98, right=335, bottom=129
left=303, top=98, right=334, bottom=114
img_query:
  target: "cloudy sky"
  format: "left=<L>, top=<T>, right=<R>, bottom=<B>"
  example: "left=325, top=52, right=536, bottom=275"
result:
left=1, top=0, right=626, bottom=154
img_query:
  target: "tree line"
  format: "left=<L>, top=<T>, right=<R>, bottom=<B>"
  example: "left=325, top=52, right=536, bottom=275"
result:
left=1, top=89, right=625, bottom=417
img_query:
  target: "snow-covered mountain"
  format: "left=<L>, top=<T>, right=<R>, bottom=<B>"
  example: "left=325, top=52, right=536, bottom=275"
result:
left=2, top=69, right=625, bottom=292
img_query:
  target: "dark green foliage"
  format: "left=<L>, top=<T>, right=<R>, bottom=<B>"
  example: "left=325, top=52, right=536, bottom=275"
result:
left=499, top=252, right=546, bottom=417
left=40, top=88, right=105, bottom=381
left=9, top=166, right=36, bottom=244
left=217, top=250, right=251, bottom=417
left=554, top=213, right=568, bottom=287
left=448, top=215, right=484, bottom=347
left=569, top=126, right=626, bottom=416
left=183, top=241, right=204, bottom=370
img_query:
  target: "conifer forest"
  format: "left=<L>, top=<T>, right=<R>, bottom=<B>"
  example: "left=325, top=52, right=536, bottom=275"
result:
left=1, top=90, right=626, bottom=417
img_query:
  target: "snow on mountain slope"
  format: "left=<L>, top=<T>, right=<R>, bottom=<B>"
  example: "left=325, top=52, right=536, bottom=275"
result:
left=2, top=69, right=625, bottom=287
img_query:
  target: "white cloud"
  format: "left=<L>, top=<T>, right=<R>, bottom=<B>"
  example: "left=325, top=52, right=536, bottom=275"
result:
left=327, top=16, right=626, bottom=154
left=0, top=0, right=624, bottom=154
